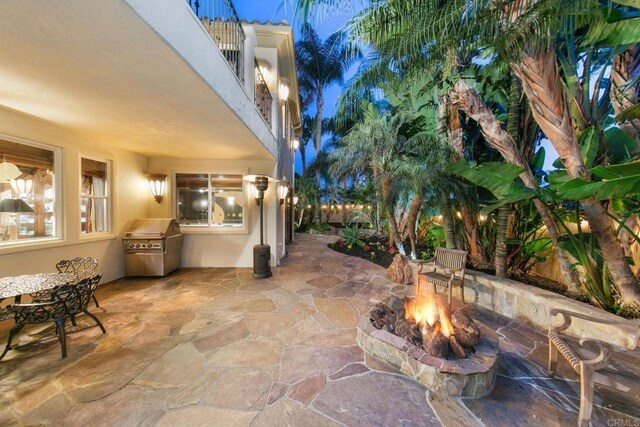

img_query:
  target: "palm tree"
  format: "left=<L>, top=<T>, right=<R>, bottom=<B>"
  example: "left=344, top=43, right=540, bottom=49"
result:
left=330, top=102, right=407, bottom=250
left=296, top=23, right=361, bottom=222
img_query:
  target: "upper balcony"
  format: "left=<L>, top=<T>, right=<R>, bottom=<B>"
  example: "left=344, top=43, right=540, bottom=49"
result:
left=0, top=1, right=281, bottom=161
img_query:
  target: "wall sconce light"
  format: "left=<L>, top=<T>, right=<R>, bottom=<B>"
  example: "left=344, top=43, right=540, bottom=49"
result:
left=10, top=178, right=33, bottom=196
left=256, top=59, right=272, bottom=86
left=291, top=138, right=300, bottom=151
left=146, top=173, right=167, bottom=204
left=278, top=183, right=289, bottom=205
left=278, top=78, right=290, bottom=103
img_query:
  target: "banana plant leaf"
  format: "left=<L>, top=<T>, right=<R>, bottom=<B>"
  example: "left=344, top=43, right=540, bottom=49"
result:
left=615, top=104, right=640, bottom=123
left=555, top=160, right=640, bottom=200
left=446, top=161, right=524, bottom=198
left=605, top=127, right=638, bottom=163
left=480, top=188, right=536, bottom=215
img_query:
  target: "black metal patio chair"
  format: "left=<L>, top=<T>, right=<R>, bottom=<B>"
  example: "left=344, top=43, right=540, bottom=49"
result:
left=0, top=274, right=105, bottom=361
left=31, top=257, right=100, bottom=308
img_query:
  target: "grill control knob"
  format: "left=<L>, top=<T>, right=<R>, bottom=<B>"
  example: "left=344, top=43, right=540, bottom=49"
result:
left=129, top=244, right=134, bottom=249
left=136, top=244, right=141, bottom=248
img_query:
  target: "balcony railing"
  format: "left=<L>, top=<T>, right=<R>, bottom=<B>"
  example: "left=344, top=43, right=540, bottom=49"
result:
left=254, top=60, right=273, bottom=127
left=188, top=0, right=245, bottom=83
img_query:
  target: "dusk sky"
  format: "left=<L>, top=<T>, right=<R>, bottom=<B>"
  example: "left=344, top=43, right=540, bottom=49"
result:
left=233, top=1, right=559, bottom=173
left=234, top=0, right=363, bottom=174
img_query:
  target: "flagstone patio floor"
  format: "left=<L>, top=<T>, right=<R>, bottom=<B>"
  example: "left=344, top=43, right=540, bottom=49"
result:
left=0, top=233, right=638, bottom=426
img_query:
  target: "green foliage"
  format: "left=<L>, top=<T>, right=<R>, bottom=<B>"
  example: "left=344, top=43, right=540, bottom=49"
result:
left=555, top=160, right=640, bottom=200
left=553, top=208, right=614, bottom=310
left=342, top=225, right=365, bottom=248
left=308, top=223, right=331, bottom=233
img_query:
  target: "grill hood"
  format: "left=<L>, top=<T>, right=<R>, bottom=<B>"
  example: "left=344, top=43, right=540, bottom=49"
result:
left=123, top=218, right=181, bottom=239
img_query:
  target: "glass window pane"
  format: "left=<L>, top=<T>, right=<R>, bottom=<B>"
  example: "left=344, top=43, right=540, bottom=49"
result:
left=0, top=139, right=56, bottom=242
left=176, top=173, right=209, bottom=226
left=81, top=158, right=109, bottom=234
left=81, top=197, right=108, bottom=233
left=211, top=174, right=243, bottom=227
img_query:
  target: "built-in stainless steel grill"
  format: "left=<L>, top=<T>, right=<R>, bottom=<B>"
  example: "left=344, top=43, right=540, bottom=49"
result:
left=122, top=218, right=183, bottom=277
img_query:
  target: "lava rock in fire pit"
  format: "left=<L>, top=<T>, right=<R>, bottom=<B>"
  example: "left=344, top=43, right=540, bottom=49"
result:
left=383, top=295, right=406, bottom=319
left=370, top=303, right=397, bottom=332
left=395, top=318, right=422, bottom=346
left=451, top=310, right=481, bottom=348
left=422, top=322, right=450, bottom=359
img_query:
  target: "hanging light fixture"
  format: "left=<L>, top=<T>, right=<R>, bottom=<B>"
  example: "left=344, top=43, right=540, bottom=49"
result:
left=10, top=178, right=33, bottom=195
left=278, top=78, right=290, bottom=103
left=146, top=173, right=167, bottom=204
left=0, top=160, right=22, bottom=182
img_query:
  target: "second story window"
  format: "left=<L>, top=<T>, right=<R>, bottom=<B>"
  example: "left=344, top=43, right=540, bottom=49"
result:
left=81, top=158, right=110, bottom=234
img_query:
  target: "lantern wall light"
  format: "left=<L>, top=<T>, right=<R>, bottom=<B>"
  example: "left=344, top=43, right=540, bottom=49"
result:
left=146, top=173, right=167, bottom=204
left=291, top=138, right=300, bottom=151
left=293, top=195, right=299, bottom=205
left=278, top=183, right=289, bottom=205
left=278, top=78, right=290, bottom=103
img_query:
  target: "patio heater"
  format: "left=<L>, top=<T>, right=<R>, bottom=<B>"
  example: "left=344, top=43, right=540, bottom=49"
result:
left=243, top=175, right=277, bottom=278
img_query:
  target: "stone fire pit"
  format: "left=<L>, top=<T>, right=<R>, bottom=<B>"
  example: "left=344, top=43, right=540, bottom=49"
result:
left=356, top=314, right=498, bottom=398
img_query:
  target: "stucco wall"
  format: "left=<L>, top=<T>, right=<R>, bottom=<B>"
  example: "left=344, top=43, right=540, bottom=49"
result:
left=147, top=157, right=286, bottom=268
left=0, top=107, right=149, bottom=283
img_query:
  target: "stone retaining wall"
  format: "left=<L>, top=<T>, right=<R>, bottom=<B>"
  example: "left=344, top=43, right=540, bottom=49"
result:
left=461, top=269, right=640, bottom=350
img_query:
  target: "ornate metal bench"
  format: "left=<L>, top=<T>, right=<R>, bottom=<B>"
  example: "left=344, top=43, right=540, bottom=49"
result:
left=548, top=308, right=640, bottom=426
left=416, top=248, right=468, bottom=307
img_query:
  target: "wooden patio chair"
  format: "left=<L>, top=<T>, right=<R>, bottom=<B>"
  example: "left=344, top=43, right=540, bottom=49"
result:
left=416, top=248, right=468, bottom=307
left=548, top=308, right=640, bottom=426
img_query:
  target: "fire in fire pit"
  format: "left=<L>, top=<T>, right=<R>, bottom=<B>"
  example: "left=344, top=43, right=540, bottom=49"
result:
left=370, top=294, right=481, bottom=360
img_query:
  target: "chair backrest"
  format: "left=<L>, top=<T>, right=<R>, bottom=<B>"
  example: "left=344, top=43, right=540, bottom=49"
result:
left=53, top=273, right=102, bottom=314
left=56, top=257, right=98, bottom=283
left=434, top=248, right=467, bottom=271
left=10, top=299, right=69, bottom=324
left=74, top=274, right=102, bottom=311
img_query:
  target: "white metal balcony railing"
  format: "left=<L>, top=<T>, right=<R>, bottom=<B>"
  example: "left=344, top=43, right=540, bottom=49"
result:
left=187, top=0, right=274, bottom=130
left=187, top=0, right=245, bottom=83
left=254, top=59, right=273, bottom=127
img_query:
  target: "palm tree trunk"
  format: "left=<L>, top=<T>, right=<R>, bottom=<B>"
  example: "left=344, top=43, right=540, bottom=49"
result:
left=440, top=199, right=456, bottom=250
left=495, top=76, right=522, bottom=278
left=513, top=50, right=640, bottom=306
left=314, top=169, right=321, bottom=224
left=300, top=143, right=307, bottom=175
left=446, top=101, right=487, bottom=265
left=381, top=174, right=400, bottom=248
left=451, top=78, right=581, bottom=291
left=611, top=45, right=640, bottom=149
left=373, top=168, right=382, bottom=234
left=313, top=91, right=324, bottom=225
left=406, top=193, right=423, bottom=259
left=341, top=179, right=348, bottom=225
left=495, top=205, right=510, bottom=277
